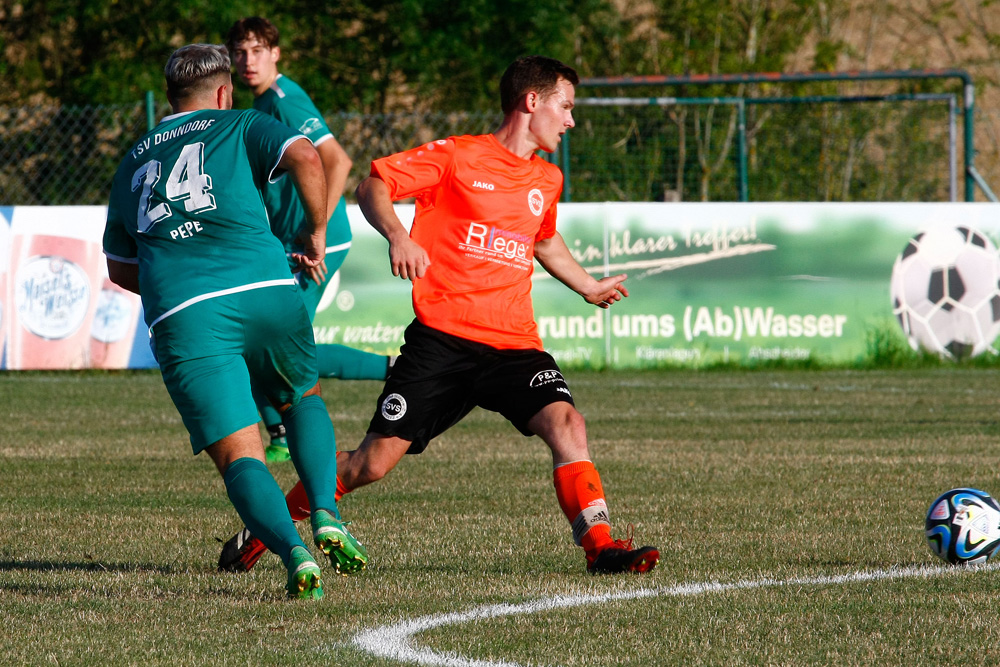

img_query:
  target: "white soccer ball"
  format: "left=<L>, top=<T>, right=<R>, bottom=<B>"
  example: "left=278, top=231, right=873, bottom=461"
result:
left=926, top=488, right=1000, bottom=565
left=890, top=226, right=1000, bottom=358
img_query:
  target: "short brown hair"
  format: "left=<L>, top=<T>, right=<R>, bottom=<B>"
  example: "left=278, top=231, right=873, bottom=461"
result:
left=226, top=17, right=280, bottom=51
left=165, top=44, right=231, bottom=103
left=499, top=55, right=579, bottom=115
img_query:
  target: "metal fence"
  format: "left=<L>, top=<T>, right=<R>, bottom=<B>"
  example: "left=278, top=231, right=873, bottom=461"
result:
left=0, top=103, right=151, bottom=206
left=0, top=90, right=990, bottom=206
left=565, top=93, right=958, bottom=202
left=0, top=102, right=506, bottom=206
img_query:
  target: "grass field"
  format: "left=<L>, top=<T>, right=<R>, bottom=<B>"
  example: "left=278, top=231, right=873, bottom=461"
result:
left=3, top=368, right=1000, bottom=665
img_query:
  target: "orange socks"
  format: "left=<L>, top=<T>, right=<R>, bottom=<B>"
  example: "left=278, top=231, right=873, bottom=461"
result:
left=283, top=477, right=352, bottom=522
left=336, top=476, right=350, bottom=501
left=552, top=460, right=614, bottom=553
left=285, top=481, right=310, bottom=521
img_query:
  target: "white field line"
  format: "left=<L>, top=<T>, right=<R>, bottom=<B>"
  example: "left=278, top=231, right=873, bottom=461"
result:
left=350, top=562, right=999, bottom=667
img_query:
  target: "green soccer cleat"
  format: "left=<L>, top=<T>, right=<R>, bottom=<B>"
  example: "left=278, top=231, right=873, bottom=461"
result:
left=312, top=509, right=369, bottom=576
left=265, top=424, right=291, bottom=463
left=285, top=546, right=323, bottom=600
left=265, top=441, right=291, bottom=462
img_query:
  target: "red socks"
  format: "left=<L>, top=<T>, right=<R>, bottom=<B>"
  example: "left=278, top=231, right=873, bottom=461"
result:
left=552, top=460, right=614, bottom=553
left=288, top=462, right=614, bottom=557
left=283, top=476, right=352, bottom=522
left=285, top=481, right=310, bottom=522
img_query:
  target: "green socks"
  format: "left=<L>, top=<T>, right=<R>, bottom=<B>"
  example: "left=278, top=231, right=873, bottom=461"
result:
left=282, top=394, right=341, bottom=520
left=223, top=457, right=305, bottom=565
left=316, top=344, right=389, bottom=380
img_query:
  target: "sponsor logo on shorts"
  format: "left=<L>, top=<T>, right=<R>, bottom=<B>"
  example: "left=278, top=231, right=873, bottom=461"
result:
left=530, top=370, right=565, bottom=388
left=381, top=393, right=407, bottom=421
left=528, top=188, right=544, bottom=216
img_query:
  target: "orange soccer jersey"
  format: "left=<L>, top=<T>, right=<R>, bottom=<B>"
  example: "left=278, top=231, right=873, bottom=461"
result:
left=371, top=134, right=563, bottom=350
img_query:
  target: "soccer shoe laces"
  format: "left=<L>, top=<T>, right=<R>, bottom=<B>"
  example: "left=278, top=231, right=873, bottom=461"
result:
left=609, top=523, right=636, bottom=551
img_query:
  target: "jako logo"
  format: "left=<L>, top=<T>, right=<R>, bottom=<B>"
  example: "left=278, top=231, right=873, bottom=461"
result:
left=381, top=393, right=407, bottom=421
left=473, top=181, right=494, bottom=190
left=528, top=189, right=544, bottom=216
left=530, top=370, right=565, bottom=388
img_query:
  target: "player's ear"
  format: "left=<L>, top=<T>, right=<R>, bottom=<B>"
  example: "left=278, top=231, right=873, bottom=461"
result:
left=524, top=91, right=539, bottom=112
left=271, top=46, right=281, bottom=64
left=215, top=82, right=231, bottom=110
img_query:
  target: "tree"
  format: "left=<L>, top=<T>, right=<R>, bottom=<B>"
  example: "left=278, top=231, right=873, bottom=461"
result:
left=569, top=0, right=833, bottom=200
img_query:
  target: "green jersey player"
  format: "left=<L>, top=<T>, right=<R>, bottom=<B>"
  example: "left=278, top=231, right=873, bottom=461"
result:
left=104, top=43, right=367, bottom=599
left=227, top=17, right=392, bottom=463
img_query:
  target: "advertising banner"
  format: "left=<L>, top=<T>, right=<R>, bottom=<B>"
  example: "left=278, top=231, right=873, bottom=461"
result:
left=0, top=206, right=11, bottom=368
left=1, top=207, right=153, bottom=370
left=314, top=202, right=1000, bottom=368
left=4, top=203, right=1000, bottom=369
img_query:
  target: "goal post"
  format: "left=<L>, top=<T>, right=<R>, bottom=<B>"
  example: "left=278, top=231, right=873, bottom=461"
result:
left=566, top=92, right=959, bottom=203
left=571, top=68, right=981, bottom=203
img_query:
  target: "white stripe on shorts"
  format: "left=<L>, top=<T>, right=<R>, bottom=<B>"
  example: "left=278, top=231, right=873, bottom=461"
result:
left=148, top=279, right=297, bottom=332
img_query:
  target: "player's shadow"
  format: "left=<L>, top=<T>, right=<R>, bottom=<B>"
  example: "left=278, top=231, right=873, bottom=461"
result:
left=0, top=559, right=174, bottom=575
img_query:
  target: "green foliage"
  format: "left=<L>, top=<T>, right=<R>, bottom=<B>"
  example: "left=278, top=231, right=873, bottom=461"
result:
left=1, top=0, right=841, bottom=112
left=0, top=0, right=242, bottom=105
left=247, top=0, right=597, bottom=112
left=0, top=0, right=971, bottom=203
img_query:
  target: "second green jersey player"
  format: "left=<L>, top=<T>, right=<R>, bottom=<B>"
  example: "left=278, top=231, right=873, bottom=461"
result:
left=227, top=17, right=392, bottom=463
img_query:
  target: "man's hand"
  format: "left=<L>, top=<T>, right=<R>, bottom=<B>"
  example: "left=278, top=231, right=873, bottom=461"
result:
left=534, top=233, right=629, bottom=308
left=279, top=138, right=327, bottom=270
left=302, top=258, right=328, bottom=285
left=290, top=229, right=326, bottom=270
left=388, top=236, right=431, bottom=281
left=581, top=273, right=629, bottom=309
left=356, top=175, right=430, bottom=281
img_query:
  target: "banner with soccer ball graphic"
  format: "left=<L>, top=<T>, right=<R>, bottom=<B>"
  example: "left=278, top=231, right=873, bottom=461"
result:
left=4, top=203, right=1000, bottom=369
left=890, top=226, right=1000, bottom=359
left=319, top=202, right=1000, bottom=369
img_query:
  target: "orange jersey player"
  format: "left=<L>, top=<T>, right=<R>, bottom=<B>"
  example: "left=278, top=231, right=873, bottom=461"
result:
left=373, top=132, right=561, bottom=349
left=219, top=55, right=659, bottom=576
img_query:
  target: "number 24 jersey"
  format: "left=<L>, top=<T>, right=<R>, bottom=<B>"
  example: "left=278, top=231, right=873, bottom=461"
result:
left=105, top=109, right=304, bottom=328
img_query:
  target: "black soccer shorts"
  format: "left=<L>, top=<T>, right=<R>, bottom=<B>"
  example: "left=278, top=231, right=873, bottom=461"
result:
left=367, top=320, right=575, bottom=453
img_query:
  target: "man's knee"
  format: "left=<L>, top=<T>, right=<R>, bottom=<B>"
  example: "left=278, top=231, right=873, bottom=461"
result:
left=276, top=381, right=323, bottom=413
left=532, top=401, right=586, bottom=436
left=338, top=435, right=408, bottom=486
left=530, top=402, right=590, bottom=461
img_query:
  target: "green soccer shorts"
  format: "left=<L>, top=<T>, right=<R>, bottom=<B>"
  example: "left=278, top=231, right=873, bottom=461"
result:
left=151, top=284, right=319, bottom=453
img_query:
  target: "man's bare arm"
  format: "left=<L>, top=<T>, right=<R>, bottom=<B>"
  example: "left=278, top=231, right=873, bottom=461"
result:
left=355, top=175, right=430, bottom=281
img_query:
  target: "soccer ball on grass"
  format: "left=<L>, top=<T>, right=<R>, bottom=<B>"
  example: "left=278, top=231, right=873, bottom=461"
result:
left=925, top=487, right=1000, bottom=565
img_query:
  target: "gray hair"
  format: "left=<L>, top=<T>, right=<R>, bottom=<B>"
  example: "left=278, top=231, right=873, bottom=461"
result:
left=165, top=44, right=231, bottom=101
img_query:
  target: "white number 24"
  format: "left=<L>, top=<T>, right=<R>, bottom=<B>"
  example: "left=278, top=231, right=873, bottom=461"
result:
left=131, top=142, right=217, bottom=233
